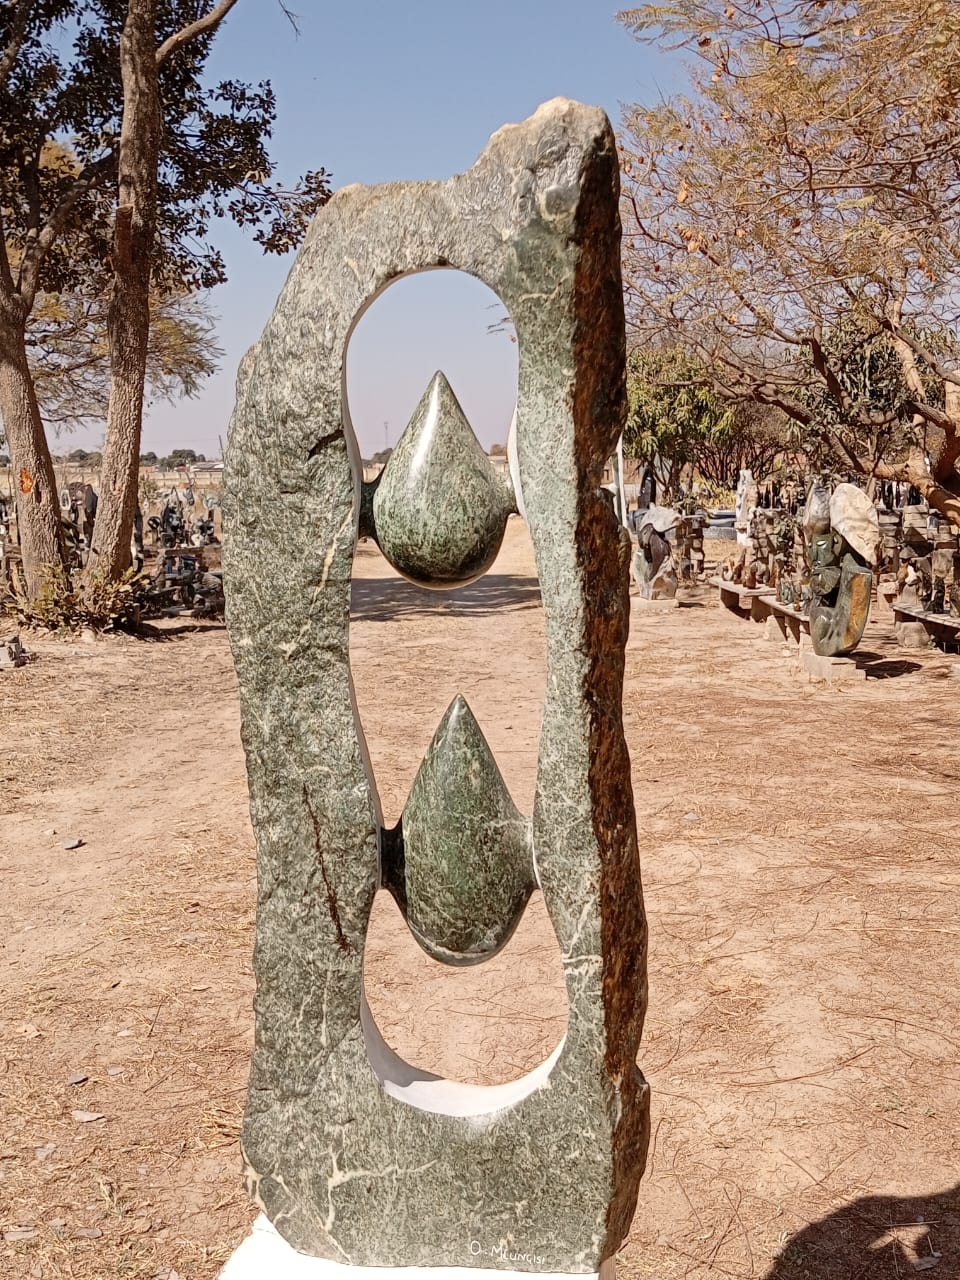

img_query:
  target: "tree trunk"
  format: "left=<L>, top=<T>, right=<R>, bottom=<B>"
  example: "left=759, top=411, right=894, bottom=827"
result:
left=0, top=302, right=68, bottom=598
left=914, top=474, right=960, bottom=528
left=83, top=0, right=159, bottom=589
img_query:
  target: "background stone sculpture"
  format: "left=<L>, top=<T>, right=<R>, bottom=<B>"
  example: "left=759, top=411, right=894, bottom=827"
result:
left=223, top=99, right=649, bottom=1273
left=632, top=505, right=679, bottom=599
left=804, top=481, right=879, bottom=656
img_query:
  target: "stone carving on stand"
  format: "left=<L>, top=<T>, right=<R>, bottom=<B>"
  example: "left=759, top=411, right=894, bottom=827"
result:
left=723, top=469, right=760, bottom=585
left=804, top=480, right=879, bottom=656
left=222, top=99, right=649, bottom=1277
left=675, top=495, right=705, bottom=586
left=632, top=504, right=679, bottom=599
left=734, top=468, right=757, bottom=545
left=925, top=512, right=960, bottom=615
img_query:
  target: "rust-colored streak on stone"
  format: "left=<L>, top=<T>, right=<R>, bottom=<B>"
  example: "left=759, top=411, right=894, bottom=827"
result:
left=572, top=123, right=650, bottom=1251
left=302, top=784, right=353, bottom=955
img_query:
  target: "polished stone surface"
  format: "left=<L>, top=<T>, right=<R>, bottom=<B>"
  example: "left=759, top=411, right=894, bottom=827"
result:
left=641, top=504, right=679, bottom=536
left=807, top=482, right=876, bottom=656
left=383, top=694, right=535, bottom=965
left=223, top=98, right=648, bottom=1272
left=371, top=372, right=515, bottom=588
left=809, top=548, right=873, bottom=656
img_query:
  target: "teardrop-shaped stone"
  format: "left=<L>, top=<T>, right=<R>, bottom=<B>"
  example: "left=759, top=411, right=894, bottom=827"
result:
left=383, top=694, right=535, bottom=966
left=371, top=372, right=515, bottom=588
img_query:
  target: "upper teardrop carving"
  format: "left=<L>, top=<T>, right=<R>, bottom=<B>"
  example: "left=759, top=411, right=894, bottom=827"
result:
left=370, top=372, right=515, bottom=589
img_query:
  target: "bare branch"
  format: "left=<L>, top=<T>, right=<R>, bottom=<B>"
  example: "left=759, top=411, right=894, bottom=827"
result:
left=277, top=0, right=301, bottom=35
left=155, top=0, right=242, bottom=68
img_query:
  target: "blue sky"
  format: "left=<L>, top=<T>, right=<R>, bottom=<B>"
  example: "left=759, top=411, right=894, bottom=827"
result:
left=73, top=2, right=689, bottom=459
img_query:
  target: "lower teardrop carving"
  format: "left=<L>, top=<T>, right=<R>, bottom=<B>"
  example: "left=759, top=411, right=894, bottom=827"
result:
left=382, top=694, right=536, bottom=965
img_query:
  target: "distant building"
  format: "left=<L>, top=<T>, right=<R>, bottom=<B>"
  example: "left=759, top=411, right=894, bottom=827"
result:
left=192, top=461, right=224, bottom=478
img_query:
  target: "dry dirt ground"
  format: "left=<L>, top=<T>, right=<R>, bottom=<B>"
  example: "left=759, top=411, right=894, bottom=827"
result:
left=2, top=518, right=959, bottom=1280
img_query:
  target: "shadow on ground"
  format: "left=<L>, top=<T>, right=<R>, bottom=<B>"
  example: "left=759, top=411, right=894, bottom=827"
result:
left=351, top=573, right=542, bottom=622
left=136, top=619, right=226, bottom=641
left=765, top=1185, right=960, bottom=1279
left=855, top=649, right=923, bottom=679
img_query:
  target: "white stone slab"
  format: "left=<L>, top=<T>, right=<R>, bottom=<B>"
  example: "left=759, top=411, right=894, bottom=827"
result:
left=220, top=1216, right=614, bottom=1280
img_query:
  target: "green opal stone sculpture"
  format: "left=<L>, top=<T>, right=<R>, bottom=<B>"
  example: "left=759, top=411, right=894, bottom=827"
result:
left=805, top=480, right=878, bottom=656
left=383, top=694, right=536, bottom=966
left=223, top=98, right=649, bottom=1274
left=371, top=371, right=516, bottom=588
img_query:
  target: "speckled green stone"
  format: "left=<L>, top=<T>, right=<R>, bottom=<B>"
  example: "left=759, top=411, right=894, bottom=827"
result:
left=809, top=545, right=873, bottom=656
left=383, top=694, right=535, bottom=965
left=222, top=98, right=649, bottom=1273
left=372, top=372, right=515, bottom=588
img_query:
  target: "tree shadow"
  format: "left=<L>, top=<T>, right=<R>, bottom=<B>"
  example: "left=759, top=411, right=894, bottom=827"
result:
left=766, top=1184, right=960, bottom=1279
left=350, top=573, right=542, bottom=623
left=134, top=618, right=225, bottom=641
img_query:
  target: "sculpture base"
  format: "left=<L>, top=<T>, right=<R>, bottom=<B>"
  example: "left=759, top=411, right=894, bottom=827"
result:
left=220, top=1217, right=616, bottom=1280
left=633, top=594, right=679, bottom=611
left=800, top=649, right=866, bottom=682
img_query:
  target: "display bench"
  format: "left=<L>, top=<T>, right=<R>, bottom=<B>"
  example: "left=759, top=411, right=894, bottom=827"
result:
left=711, top=578, right=866, bottom=681
left=892, top=600, right=960, bottom=651
left=709, top=576, right=775, bottom=618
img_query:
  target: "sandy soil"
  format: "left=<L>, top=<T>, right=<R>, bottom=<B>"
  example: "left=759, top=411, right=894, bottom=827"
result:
left=1, top=517, right=958, bottom=1279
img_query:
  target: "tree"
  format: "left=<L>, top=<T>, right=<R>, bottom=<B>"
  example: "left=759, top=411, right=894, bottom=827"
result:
left=624, top=348, right=735, bottom=497
left=27, top=288, right=221, bottom=428
left=618, top=0, right=960, bottom=526
left=697, top=402, right=789, bottom=491
left=791, top=315, right=950, bottom=478
left=0, top=1, right=331, bottom=599
left=158, top=447, right=203, bottom=467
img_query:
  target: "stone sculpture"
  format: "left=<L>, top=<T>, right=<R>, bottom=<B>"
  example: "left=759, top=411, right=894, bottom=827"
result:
left=804, top=480, right=878, bottom=656
left=773, top=510, right=803, bottom=607
left=222, top=99, right=649, bottom=1275
left=721, top=470, right=762, bottom=586
left=632, top=505, right=679, bottom=599
left=734, top=468, right=757, bottom=545
left=638, top=464, right=656, bottom=510
left=674, top=496, right=705, bottom=585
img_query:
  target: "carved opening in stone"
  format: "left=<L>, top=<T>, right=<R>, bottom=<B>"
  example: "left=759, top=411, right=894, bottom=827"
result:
left=344, top=268, right=567, bottom=1101
left=362, top=891, right=567, bottom=1112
